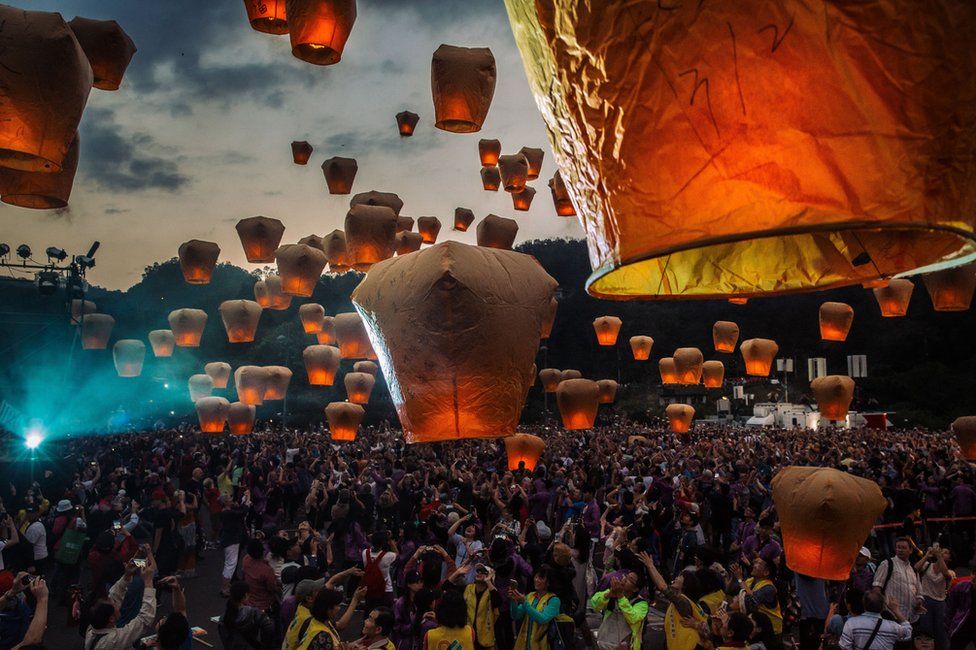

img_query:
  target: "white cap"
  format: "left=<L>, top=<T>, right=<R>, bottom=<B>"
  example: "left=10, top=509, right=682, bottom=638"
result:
left=859, top=547, right=871, bottom=558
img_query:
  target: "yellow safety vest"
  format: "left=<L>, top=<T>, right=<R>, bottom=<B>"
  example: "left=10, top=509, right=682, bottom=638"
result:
left=464, top=583, right=497, bottom=647
left=514, top=592, right=556, bottom=650
left=664, top=594, right=705, bottom=650
left=698, top=590, right=726, bottom=616
left=296, top=617, right=340, bottom=650
left=745, top=578, right=783, bottom=635
left=424, top=625, right=475, bottom=650
left=284, top=604, right=311, bottom=650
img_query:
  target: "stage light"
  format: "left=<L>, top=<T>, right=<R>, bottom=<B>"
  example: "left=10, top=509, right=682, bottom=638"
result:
left=16, top=244, right=31, bottom=259
left=37, top=271, right=59, bottom=295
left=163, top=383, right=169, bottom=389
left=45, top=246, right=67, bottom=261
left=0, top=244, right=8, bottom=257
left=25, top=433, right=42, bottom=450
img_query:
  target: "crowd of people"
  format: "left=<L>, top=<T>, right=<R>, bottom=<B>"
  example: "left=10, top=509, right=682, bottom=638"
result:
left=0, top=420, right=972, bottom=650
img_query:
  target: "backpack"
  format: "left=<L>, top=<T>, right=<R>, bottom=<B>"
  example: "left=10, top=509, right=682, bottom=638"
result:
left=363, top=549, right=389, bottom=598
left=55, top=527, right=88, bottom=565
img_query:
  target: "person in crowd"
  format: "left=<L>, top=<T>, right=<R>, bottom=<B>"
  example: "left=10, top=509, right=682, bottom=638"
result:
left=874, top=538, right=926, bottom=625
left=914, top=545, right=954, bottom=650
left=590, top=570, right=648, bottom=650
left=242, top=537, right=281, bottom=615
left=363, top=530, right=397, bottom=611
left=84, top=553, right=158, bottom=650
left=424, top=589, right=475, bottom=650
left=354, top=606, right=397, bottom=650
left=839, top=590, right=913, bottom=650
left=457, top=563, right=501, bottom=650
left=511, top=566, right=561, bottom=650
left=795, top=573, right=830, bottom=650
left=218, top=580, right=275, bottom=650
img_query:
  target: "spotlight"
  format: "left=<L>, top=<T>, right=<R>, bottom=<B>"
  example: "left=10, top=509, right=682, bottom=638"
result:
left=37, top=271, right=59, bottom=295
left=45, top=246, right=67, bottom=262
left=25, top=427, right=42, bottom=449
left=16, top=244, right=31, bottom=259
left=0, top=244, right=8, bottom=257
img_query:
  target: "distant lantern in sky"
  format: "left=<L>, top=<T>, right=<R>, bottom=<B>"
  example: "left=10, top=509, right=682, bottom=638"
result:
left=177, top=240, right=220, bottom=285
left=729, top=298, right=749, bottom=305
left=505, top=433, right=545, bottom=471
left=298, top=234, right=325, bottom=253
left=205, top=362, right=232, bottom=389
left=497, top=154, right=528, bottom=193
left=592, top=316, right=622, bottom=346
left=236, top=216, right=285, bottom=263
left=548, top=171, right=575, bottom=217
left=596, top=379, right=618, bottom=404
left=673, top=347, right=704, bottom=385
left=219, top=299, right=262, bottom=343
left=666, top=404, right=695, bottom=433
left=454, top=208, right=475, bottom=232
left=505, top=0, right=976, bottom=299
left=275, top=243, right=327, bottom=297
left=188, top=374, right=214, bottom=403
left=479, top=139, right=501, bottom=167
left=263, top=366, right=292, bottom=400
left=299, top=303, right=326, bottom=333
left=556, top=378, right=600, bottom=430
left=811, top=375, right=855, bottom=421
left=317, top=316, right=336, bottom=344
left=321, top=156, right=358, bottom=194
left=235, top=366, right=269, bottom=405
left=350, top=189, right=404, bottom=215
left=291, top=140, right=312, bottom=164
left=539, top=368, right=561, bottom=392
left=702, top=361, right=725, bottom=388
left=322, top=230, right=351, bottom=272
left=254, top=275, right=292, bottom=310
left=630, top=336, right=653, bottom=361
left=431, top=44, right=496, bottom=133
left=518, top=147, right=544, bottom=180
left=148, top=329, right=175, bottom=357
left=951, top=416, right=976, bottom=461
left=334, top=311, right=377, bottom=360
left=741, top=338, right=779, bottom=377
left=713, top=321, right=740, bottom=353
left=512, top=186, right=536, bottom=211
left=541, top=297, right=557, bottom=340
left=325, top=401, right=364, bottom=441
left=243, top=0, right=288, bottom=34
left=476, top=214, right=518, bottom=250
left=0, top=134, right=79, bottom=209
left=396, top=232, right=423, bottom=255
left=872, top=279, right=914, bottom=318
left=112, top=340, right=145, bottom=377
left=772, top=466, right=886, bottom=580
left=396, top=216, right=415, bottom=232
left=71, top=299, right=96, bottom=325
left=168, top=308, right=207, bottom=347
left=922, top=264, right=976, bottom=312
left=819, top=302, right=854, bottom=342
left=195, top=396, right=230, bottom=433
left=0, top=6, right=92, bottom=173
left=228, top=402, right=256, bottom=435
left=345, top=204, right=398, bottom=270
left=396, top=111, right=419, bottom=136
left=417, top=217, right=442, bottom=244
left=68, top=16, right=137, bottom=91
left=560, top=369, right=582, bottom=382
left=659, top=358, right=678, bottom=385
left=353, top=360, right=378, bottom=376
left=344, top=371, right=375, bottom=404
left=286, top=0, right=357, bottom=65
left=303, top=344, right=340, bottom=385
left=481, top=166, right=501, bottom=191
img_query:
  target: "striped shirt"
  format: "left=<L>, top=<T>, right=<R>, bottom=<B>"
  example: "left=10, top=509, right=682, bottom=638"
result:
left=872, top=557, right=922, bottom=622
left=839, top=612, right=912, bottom=650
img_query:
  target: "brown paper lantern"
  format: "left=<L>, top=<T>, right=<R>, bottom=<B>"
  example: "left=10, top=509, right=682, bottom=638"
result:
left=350, top=190, right=404, bottom=215
left=431, top=44, right=496, bottom=133
left=353, top=360, right=379, bottom=376
left=178, top=240, right=220, bottom=285
left=819, top=302, right=855, bottom=342
left=68, top=16, right=137, bottom=91
left=168, top=308, right=207, bottom=348
left=345, top=204, right=398, bottom=270
left=476, top=214, right=519, bottom=250
left=71, top=299, right=96, bottom=325
left=812, top=375, right=855, bottom=422
left=325, top=401, right=364, bottom=441
left=479, top=139, right=501, bottom=167
left=228, top=402, right=257, bottom=435
left=218, top=300, right=262, bottom=343
left=862, top=279, right=890, bottom=289
left=263, top=366, right=292, bottom=400
left=275, top=244, right=327, bottom=297
left=702, top=361, right=725, bottom=388
left=299, top=233, right=325, bottom=252
left=396, top=111, right=419, bottom=136
left=556, top=378, right=600, bottom=430
left=344, top=371, right=375, bottom=404
left=541, top=297, right=557, bottom=339
left=205, top=362, right=232, bottom=389
left=593, top=316, right=622, bottom=346
left=396, top=232, right=423, bottom=256
left=498, top=154, right=528, bottom=193
left=236, top=216, right=286, bottom=263
left=317, top=316, right=336, bottom=344
left=397, top=216, right=415, bottom=233
left=673, top=347, right=704, bottom=385
left=334, top=312, right=377, bottom=360
left=950, top=417, right=976, bottom=461
left=291, top=140, right=312, bottom=164
left=417, top=217, right=442, bottom=244
left=0, top=134, right=79, bottom=209
left=539, top=368, right=561, bottom=392
left=481, top=166, right=501, bottom=191
left=713, top=321, right=740, bottom=353
left=195, top=396, right=230, bottom=433
left=666, top=404, right=695, bottom=433
left=729, top=298, right=749, bottom=305
left=453, top=208, right=475, bottom=232
left=303, top=344, right=340, bottom=385
left=352, top=241, right=557, bottom=442
left=286, top=0, right=357, bottom=65
left=873, top=279, right=914, bottom=318
left=548, top=171, right=576, bottom=217
left=505, top=433, right=545, bottom=471
left=112, top=340, right=145, bottom=377
left=772, top=466, right=887, bottom=580
left=254, top=275, right=293, bottom=310
left=243, top=0, right=288, bottom=34
left=322, top=230, right=351, bottom=273
left=740, top=338, right=779, bottom=377
left=923, top=264, right=976, bottom=312
left=148, top=329, right=175, bottom=357
left=299, top=303, right=325, bottom=333
left=0, top=6, right=92, bottom=173
left=234, top=366, right=269, bottom=405
left=518, top=147, right=544, bottom=180
left=596, top=379, right=618, bottom=404
left=630, top=336, right=653, bottom=361
left=188, top=374, right=214, bottom=403
left=659, top=358, right=678, bottom=385
left=322, top=156, right=358, bottom=194
left=560, top=369, right=582, bottom=382
left=512, top=186, right=536, bottom=211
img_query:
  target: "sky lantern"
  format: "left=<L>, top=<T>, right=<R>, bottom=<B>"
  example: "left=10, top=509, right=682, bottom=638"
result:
left=772, top=466, right=887, bottom=580
left=350, top=189, right=404, bottom=215
left=178, top=240, right=220, bottom=285
left=317, top=316, right=336, bottom=344
left=556, top=378, right=600, bottom=430
left=321, top=156, right=358, bottom=194
left=228, top=402, right=256, bottom=435
left=479, top=139, right=501, bottom=167
left=112, top=340, right=145, bottom=377
left=666, top=404, right=695, bottom=433
left=873, top=279, right=914, bottom=317
left=322, top=230, right=351, bottom=273
left=71, top=299, right=96, bottom=324
left=659, top=358, right=678, bottom=385
left=325, top=402, right=364, bottom=441
left=353, top=360, right=379, bottom=376
left=148, top=329, right=175, bottom=357
left=476, top=214, right=518, bottom=250
left=673, top=347, right=704, bottom=384
left=352, top=240, right=556, bottom=442
left=539, top=368, right=561, bottom=392
left=235, top=366, right=269, bottom=405
left=431, top=44, right=496, bottom=133
left=299, top=303, right=325, bottom=333
left=498, top=154, right=528, bottom=192
left=300, top=233, right=328, bottom=253
left=345, top=204, right=398, bottom=270
left=541, top=297, right=557, bottom=339
left=188, top=374, right=214, bottom=403
left=168, top=308, right=207, bottom=347
left=0, top=6, right=92, bottom=173
left=195, top=396, right=230, bottom=433
left=560, top=369, right=582, bottom=382
left=922, top=264, right=976, bottom=312
left=397, top=216, right=415, bottom=232
left=505, top=433, right=545, bottom=471
left=548, top=171, right=575, bottom=217
left=819, top=302, right=854, bottom=342
left=454, top=208, right=475, bottom=232
left=481, top=166, right=501, bottom=191
left=286, top=0, right=357, bottom=65
left=702, top=361, right=725, bottom=388
left=254, top=275, right=292, bottom=310
left=592, top=316, right=622, bottom=346
left=713, top=321, right=740, bottom=353
left=396, top=231, right=423, bottom=255
left=862, top=279, right=889, bottom=289
left=396, top=111, right=419, bottom=136
left=0, top=134, right=79, bottom=209
left=596, top=379, right=618, bottom=404
left=334, top=312, right=377, bottom=360
left=243, top=0, right=288, bottom=34
left=417, top=217, right=442, bottom=244
left=218, top=300, right=262, bottom=343
left=951, top=417, right=976, bottom=461
left=236, top=216, right=285, bottom=263
left=630, top=336, right=653, bottom=361
left=204, top=362, right=232, bottom=389
left=263, top=366, right=292, bottom=400
left=740, top=338, right=779, bottom=377
left=275, top=243, right=327, bottom=296
left=291, top=140, right=312, bottom=164
left=303, top=344, right=340, bottom=385
left=344, top=371, right=375, bottom=404
left=512, top=186, right=536, bottom=211
left=518, top=147, right=544, bottom=180
left=812, top=375, right=855, bottom=421
left=729, top=298, right=749, bottom=305
left=67, top=17, right=137, bottom=91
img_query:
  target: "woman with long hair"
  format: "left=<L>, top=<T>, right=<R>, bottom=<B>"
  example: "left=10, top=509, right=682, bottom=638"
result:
left=510, top=565, right=562, bottom=650
left=423, top=589, right=475, bottom=650
left=218, top=581, right=275, bottom=650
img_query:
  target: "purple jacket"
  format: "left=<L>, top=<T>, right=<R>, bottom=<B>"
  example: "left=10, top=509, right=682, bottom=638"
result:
left=947, top=580, right=972, bottom=641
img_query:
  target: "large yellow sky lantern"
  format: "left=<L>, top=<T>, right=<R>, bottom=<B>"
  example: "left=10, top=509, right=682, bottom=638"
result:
left=504, top=0, right=976, bottom=300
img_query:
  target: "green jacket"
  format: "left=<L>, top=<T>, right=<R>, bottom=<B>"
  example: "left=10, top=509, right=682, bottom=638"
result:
left=590, top=590, right=649, bottom=650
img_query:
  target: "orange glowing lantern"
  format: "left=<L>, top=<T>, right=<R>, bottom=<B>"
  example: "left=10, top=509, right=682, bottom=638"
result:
left=345, top=204, right=398, bottom=270
left=228, top=402, right=256, bottom=435
left=112, top=340, right=145, bottom=377
left=195, top=396, right=230, bottom=433
left=71, top=299, right=96, bottom=324
left=476, top=214, right=518, bottom=250
left=560, top=369, right=582, bottom=382
left=811, top=375, right=855, bottom=421
left=772, top=466, right=887, bottom=580
left=630, top=336, right=653, bottom=361
left=593, top=316, right=622, bottom=347
left=397, top=216, right=415, bottom=233
left=597, top=379, right=618, bottom=404
left=351, top=190, right=404, bottom=215
left=873, top=279, right=914, bottom=318
left=286, top=0, right=357, bottom=65
left=950, top=417, right=976, bottom=461
left=673, top=347, right=704, bottom=385
left=396, top=232, right=423, bottom=255
left=188, top=374, right=214, bottom=403
left=396, top=111, right=419, bottom=136
left=539, top=368, right=561, bottom=392
left=275, top=244, right=327, bottom=297
left=254, top=275, right=293, bottom=310
left=303, top=344, right=340, bottom=385
left=512, top=186, right=536, bottom=211
left=479, top=139, right=501, bottom=167
left=325, top=401, right=364, bottom=441
left=243, top=0, right=288, bottom=34
left=541, top=297, right=557, bottom=339
left=353, top=360, right=378, bottom=376
left=505, top=433, right=545, bottom=471
left=334, top=312, right=377, bottom=360
left=317, top=316, right=336, bottom=344
left=713, top=321, right=740, bottom=353
left=518, top=147, right=544, bottom=180
left=740, top=338, right=779, bottom=377
left=205, top=362, right=232, bottom=389
left=548, top=171, right=575, bottom=217
left=263, top=366, right=292, bottom=400
left=298, top=303, right=325, bottom=333
left=498, top=154, right=528, bottom=193
left=454, top=208, right=475, bottom=232
left=235, top=366, right=270, bottom=405
left=219, top=300, right=262, bottom=343
left=666, top=404, right=695, bottom=433
left=236, top=216, right=286, bottom=263
left=702, top=361, right=725, bottom=388
left=417, top=217, right=442, bottom=244
left=659, top=358, right=677, bottom=385
left=0, top=134, right=79, bottom=209
left=344, top=371, right=375, bottom=404
left=556, top=378, right=600, bottom=430
left=168, top=309, right=207, bottom=348
left=322, top=156, right=358, bottom=194
left=431, top=44, right=496, bottom=133
left=322, top=230, right=351, bottom=273
left=729, top=298, right=749, bottom=305
left=819, top=302, right=854, bottom=342
left=481, top=167, right=501, bottom=191
left=148, top=330, right=175, bottom=357
left=178, top=240, right=220, bottom=285
left=862, top=279, right=889, bottom=289
left=68, top=16, right=137, bottom=91
left=922, top=264, right=976, bottom=312
left=291, top=140, right=312, bottom=164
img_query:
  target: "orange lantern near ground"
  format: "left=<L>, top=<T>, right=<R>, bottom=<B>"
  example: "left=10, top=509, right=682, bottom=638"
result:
left=811, top=375, right=855, bottom=422
left=741, top=339, right=779, bottom=377
left=178, top=240, right=220, bottom=285
left=325, top=401, right=364, bottom=441
left=317, top=316, right=336, bottom=344
left=334, top=312, right=377, bottom=360
left=498, top=154, right=528, bottom=193
left=397, top=216, right=415, bottom=233
left=219, top=300, right=262, bottom=343
left=148, top=330, right=175, bottom=357
left=195, top=396, right=230, bottom=433
left=417, top=217, right=442, bottom=244
left=729, top=298, right=749, bottom=305
left=276, top=244, right=327, bottom=297
left=112, top=340, right=145, bottom=377
left=0, top=134, right=79, bottom=209
left=228, top=402, right=257, bottom=435
left=322, top=156, right=357, bottom=194
left=512, top=186, right=536, bottom=211
left=454, top=208, right=475, bottom=232
left=593, top=316, right=622, bottom=347
left=254, top=275, right=292, bottom=310
left=345, top=204, right=398, bottom=270
left=539, top=368, right=561, bottom=392
left=597, top=379, right=618, bottom=404
left=236, top=216, right=286, bottom=263
left=350, top=190, right=404, bottom=215
left=322, top=230, right=351, bottom=273
left=353, top=360, right=379, bottom=376
left=479, top=139, right=501, bottom=167
left=396, top=232, right=423, bottom=255
left=519, top=147, right=544, bottom=180
left=505, top=434, right=545, bottom=471
left=188, top=374, right=214, bottom=403
left=950, top=417, right=976, bottom=461
left=819, top=302, right=854, bottom=342
left=713, top=321, right=740, bottom=353
left=168, top=309, right=207, bottom=348
left=286, top=0, right=357, bottom=65
left=205, top=362, right=232, bottom=389
left=666, top=404, right=695, bottom=433
left=673, top=347, right=704, bottom=385
left=235, top=366, right=270, bottom=405
left=344, top=371, right=375, bottom=404
left=541, top=297, right=557, bottom=339
left=630, top=336, right=653, bottom=361
left=560, top=369, right=582, bottom=382
left=71, top=299, right=96, bottom=324
left=659, top=358, right=678, bottom=385
left=476, top=214, right=518, bottom=250
left=702, top=361, right=725, bottom=388
left=299, top=303, right=325, bottom=333
left=772, top=466, right=887, bottom=580
left=922, top=264, right=976, bottom=312
left=396, top=111, right=419, bottom=136
left=481, top=167, right=501, bottom=191
left=431, top=44, right=496, bottom=133
left=243, top=0, right=288, bottom=34
left=304, top=344, right=341, bottom=385
left=548, top=171, right=575, bottom=217
left=556, top=378, right=600, bottom=430
left=263, top=366, right=292, bottom=400
left=68, top=16, right=137, bottom=91
left=291, top=140, right=312, bottom=164
left=873, top=279, right=914, bottom=318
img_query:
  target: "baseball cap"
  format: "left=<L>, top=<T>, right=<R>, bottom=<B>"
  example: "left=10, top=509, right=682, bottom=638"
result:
left=295, top=578, right=326, bottom=599
left=858, top=547, right=871, bottom=559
